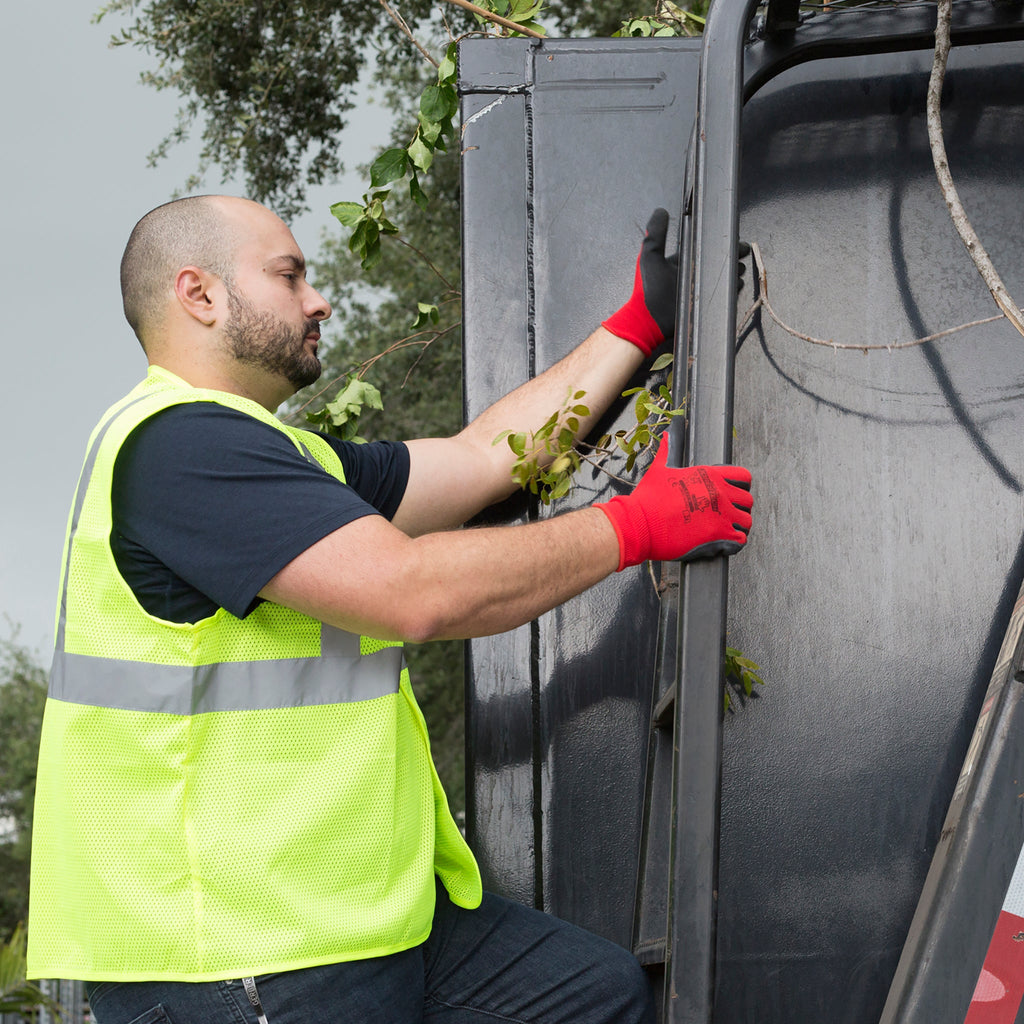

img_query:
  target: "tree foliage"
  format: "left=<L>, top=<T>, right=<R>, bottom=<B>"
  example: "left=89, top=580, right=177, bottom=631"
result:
left=94, top=0, right=450, bottom=219
left=0, top=923, right=62, bottom=1018
left=0, top=639, right=47, bottom=940
left=91, top=1, right=663, bottom=218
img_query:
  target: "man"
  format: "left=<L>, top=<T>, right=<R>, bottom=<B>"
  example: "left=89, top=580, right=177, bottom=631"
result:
left=27, top=196, right=753, bottom=1023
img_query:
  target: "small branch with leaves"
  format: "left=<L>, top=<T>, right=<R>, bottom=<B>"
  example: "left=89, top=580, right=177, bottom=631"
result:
left=493, top=389, right=591, bottom=504
left=614, top=0, right=705, bottom=37
left=493, top=352, right=682, bottom=504
left=724, top=647, right=764, bottom=712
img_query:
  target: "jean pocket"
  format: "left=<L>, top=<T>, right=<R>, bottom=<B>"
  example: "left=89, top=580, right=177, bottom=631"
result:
left=87, top=990, right=171, bottom=1024
left=127, top=1009, right=171, bottom=1024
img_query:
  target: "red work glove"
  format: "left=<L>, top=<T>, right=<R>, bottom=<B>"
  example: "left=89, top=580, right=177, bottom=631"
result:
left=596, top=442, right=753, bottom=571
left=602, top=209, right=680, bottom=357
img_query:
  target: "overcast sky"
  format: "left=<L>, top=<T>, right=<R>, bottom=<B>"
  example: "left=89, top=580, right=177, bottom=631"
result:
left=1, top=2, right=389, bottom=657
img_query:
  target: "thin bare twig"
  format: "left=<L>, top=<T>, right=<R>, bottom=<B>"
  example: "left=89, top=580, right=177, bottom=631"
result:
left=441, top=0, right=545, bottom=38
left=288, top=324, right=461, bottom=422
left=927, top=0, right=1024, bottom=338
left=380, top=0, right=439, bottom=67
left=392, top=234, right=458, bottom=292
left=576, top=448, right=633, bottom=485
left=398, top=322, right=462, bottom=386
left=747, top=242, right=1007, bottom=352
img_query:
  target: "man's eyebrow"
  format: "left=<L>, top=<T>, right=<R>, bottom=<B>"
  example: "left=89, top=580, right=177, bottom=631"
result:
left=267, top=254, right=306, bottom=273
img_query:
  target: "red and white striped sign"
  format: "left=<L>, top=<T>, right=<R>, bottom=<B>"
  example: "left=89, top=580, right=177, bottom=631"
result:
left=965, top=842, right=1024, bottom=1022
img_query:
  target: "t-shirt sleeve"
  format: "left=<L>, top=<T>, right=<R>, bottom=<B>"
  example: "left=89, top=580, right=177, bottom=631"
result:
left=110, top=403, right=410, bottom=622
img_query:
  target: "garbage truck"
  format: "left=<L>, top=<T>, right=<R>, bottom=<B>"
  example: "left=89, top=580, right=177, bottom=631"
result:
left=458, top=1, right=1024, bottom=1021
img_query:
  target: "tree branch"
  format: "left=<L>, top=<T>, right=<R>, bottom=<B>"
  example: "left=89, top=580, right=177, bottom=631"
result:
left=747, top=243, right=1007, bottom=352
left=441, top=0, right=545, bottom=38
left=926, top=0, right=1024, bottom=338
left=391, top=234, right=458, bottom=292
left=379, top=0, right=439, bottom=68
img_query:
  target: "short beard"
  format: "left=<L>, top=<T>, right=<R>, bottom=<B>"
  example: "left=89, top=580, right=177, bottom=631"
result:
left=224, top=284, right=322, bottom=392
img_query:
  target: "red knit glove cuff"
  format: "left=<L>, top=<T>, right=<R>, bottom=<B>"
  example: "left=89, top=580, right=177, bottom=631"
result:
left=596, top=496, right=650, bottom=572
left=601, top=255, right=664, bottom=358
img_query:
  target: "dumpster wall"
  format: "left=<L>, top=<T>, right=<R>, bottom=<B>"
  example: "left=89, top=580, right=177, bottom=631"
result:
left=460, top=34, right=1024, bottom=1024
left=460, top=36, right=702, bottom=944
left=722, top=42, right=1024, bottom=1023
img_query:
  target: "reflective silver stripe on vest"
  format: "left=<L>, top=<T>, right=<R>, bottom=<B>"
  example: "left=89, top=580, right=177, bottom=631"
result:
left=50, top=624, right=403, bottom=714
left=49, top=391, right=395, bottom=715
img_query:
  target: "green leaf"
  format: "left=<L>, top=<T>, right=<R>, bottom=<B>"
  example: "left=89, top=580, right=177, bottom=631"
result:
left=409, top=173, right=429, bottom=211
left=417, top=114, right=443, bottom=147
left=407, top=133, right=434, bottom=173
left=361, top=240, right=383, bottom=271
left=650, top=352, right=674, bottom=372
left=548, top=474, right=571, bottom=500
left=437, top=42, right=458, bottom=85
left=370, top=147, right=409, bottom=187
left=512, top=18, right=546, bottom=35
left=330, top=201, right=365, bottom=227
left=326, top=376, right=384, bottom=417
left=420, top=84, right=457, bottom=124
left=508, top=0, right=544, bottom=21
left=411, top=301, right=440, bottom=329
left=348, top=219, right=369, bottom=255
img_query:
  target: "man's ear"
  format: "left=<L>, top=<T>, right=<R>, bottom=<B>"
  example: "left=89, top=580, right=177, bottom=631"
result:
left=174, top=266, right=223, bottom=326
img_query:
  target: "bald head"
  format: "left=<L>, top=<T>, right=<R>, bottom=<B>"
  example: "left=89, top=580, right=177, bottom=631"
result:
left=120, top=195, right=249, bottom=349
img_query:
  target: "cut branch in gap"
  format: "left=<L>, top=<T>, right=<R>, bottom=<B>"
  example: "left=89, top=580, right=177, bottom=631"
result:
left=927, top=0, right=1024, bottom=339
left=747, top=243, right=1006, bottom=352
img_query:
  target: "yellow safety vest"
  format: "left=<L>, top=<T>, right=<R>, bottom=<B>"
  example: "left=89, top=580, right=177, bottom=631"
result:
left=27, top=366, right=481, bottom=983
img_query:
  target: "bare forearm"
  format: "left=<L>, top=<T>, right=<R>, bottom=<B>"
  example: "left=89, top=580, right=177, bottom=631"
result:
left=260, top=507, right=621, bottom=643
left=394, top=328, right=647, bottom=535
left=459, top=326, right=645, bottom=472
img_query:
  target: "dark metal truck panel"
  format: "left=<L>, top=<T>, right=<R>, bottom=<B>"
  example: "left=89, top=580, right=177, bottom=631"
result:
left=461, top=34, right=703, bottom=941
left=460, top=8, right=1024, bottom=1021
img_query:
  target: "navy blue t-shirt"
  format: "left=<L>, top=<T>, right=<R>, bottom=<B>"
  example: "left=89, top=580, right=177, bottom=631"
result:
left=110, top=403, right=410, bottom=624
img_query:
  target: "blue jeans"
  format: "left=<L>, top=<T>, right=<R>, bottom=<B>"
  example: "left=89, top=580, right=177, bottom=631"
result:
left=86, top=880, right=655, bottom=1024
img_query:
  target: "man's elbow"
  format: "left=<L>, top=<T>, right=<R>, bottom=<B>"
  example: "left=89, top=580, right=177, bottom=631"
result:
left=349, top=583, right=457, bottom=645
left=391, top=606, right=452, bottom=645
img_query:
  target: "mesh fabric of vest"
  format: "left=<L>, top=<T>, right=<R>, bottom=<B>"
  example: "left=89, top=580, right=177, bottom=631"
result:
left=27, top=367, right=481, bottom=982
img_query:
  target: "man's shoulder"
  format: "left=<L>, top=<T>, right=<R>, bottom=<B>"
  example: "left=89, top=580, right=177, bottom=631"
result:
left=129, top=400, right=299, bottom=456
